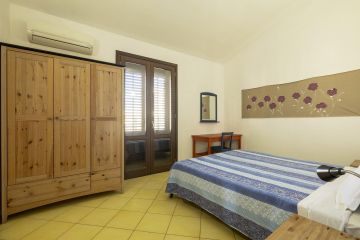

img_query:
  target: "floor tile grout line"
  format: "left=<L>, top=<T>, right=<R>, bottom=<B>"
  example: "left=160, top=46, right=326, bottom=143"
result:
left=23, top=202, right=74, bottom=222
left=55, top=222, right=103, bottom=240
left=50, top=219, right=126, bottom=229
left=167, top=178, right=176, bottom=238
left=124, top=175, right=165, bottom=239
left=161, top=188, right=178, bottom=237
left=164, top=191, right=204, bottom=239
left=120, top=229, right=168, bottom=239
left=47, top=222, right=75, bottom=240
left=164, top=209, right=175, bottom=239
left=88, top=225, right=106, bottom=240
left=125, top=177, right=169, bottom=238
left=54, top=222, right=77, bottom=240
left=48, top=205, right=99, bottom=231
left=66, top=205, right=98, bottom=225
left=99, top=207, right=122, bottom=230
left=126, top=187, right=156, bottom=239
left=128, top=173, right=169, bottom=239
left=17, top=218, right=48, bottom=240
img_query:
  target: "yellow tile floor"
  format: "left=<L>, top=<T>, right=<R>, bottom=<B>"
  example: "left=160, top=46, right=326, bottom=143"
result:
left=0, top=172, right=247, bottom=240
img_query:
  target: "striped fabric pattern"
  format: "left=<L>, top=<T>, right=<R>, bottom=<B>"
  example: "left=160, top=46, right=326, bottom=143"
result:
left=166, top=150, right=328, bottom=240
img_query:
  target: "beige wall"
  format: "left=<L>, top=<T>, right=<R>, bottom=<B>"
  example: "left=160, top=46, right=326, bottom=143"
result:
left=224, top=0, right=360, bottom=165
left=5, top=1, right=360, bottom=165
left=0, top=0, right=10, bottom=42
left=7, top=4, right=225, bottom=160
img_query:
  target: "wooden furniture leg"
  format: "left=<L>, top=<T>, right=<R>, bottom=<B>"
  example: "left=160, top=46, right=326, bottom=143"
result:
left=207, top=140, right=212, bottom=155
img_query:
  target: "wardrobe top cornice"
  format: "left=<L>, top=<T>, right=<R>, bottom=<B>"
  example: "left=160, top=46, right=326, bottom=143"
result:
left=0, top=42, right=125, bottom=68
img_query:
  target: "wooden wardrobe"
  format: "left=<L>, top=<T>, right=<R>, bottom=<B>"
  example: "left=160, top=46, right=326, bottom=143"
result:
left=0, top=44, right=124, bottom=222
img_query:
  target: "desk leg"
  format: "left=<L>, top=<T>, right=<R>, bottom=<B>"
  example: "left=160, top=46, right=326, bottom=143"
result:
left=207, top=140, right=212, bottom=155
left=192, top=139, right=196, bottom=157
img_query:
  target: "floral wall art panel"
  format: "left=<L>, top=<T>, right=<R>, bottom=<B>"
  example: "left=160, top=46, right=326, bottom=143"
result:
left=242, top=69, right=360, bottom=118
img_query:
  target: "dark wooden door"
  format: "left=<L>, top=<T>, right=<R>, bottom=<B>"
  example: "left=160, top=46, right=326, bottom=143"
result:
left=150, top=63, right=177, bottom=174
left=117, top=52, right=177, bottom=179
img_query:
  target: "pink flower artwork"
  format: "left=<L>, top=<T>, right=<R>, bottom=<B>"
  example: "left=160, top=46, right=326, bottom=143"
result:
left=303, top=96, right=312, bottom=104
left=277, top=96, right=286, bottom=103
left=264, top=96, right=271, bottom=102
left=316, top=102, right=327, bottom=109
left=245, top=81, right=344, bottom=117
left=269, top=103, right=277, bottom=109
left=327, top=88, right=337, bottom=96
left=308, top=83, right=318, bottom=91
left=292, top=92, right=301, bottom=99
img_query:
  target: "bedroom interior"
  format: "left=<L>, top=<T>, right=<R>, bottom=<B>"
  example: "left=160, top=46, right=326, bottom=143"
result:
left=0, top=0, right=360, bottom=240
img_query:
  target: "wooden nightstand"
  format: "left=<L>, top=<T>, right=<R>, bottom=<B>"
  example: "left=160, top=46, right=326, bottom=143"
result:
left=351, top=160, right=360, bottom=168
left=267, top=215, right=359, bottom=240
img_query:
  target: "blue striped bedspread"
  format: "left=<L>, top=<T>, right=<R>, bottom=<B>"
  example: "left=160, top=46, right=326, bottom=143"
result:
left=166, top=150, right=328, bottom=240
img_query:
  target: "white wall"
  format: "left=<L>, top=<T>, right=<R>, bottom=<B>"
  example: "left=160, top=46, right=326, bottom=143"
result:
left=224, top=0, right=360, bottom=165
left=8, top=4, right=225, bottom=160
left=0, top=0, right=10, bottom=42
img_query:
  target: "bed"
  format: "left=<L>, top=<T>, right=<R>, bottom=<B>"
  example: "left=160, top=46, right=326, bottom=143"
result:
left=165, top=150, right=337, bottom=239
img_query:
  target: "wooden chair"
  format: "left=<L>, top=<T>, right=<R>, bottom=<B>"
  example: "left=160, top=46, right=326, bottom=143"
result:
left=211, top=132, right=234, bottom=154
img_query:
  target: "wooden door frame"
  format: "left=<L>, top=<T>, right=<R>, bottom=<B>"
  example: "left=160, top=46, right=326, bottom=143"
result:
left=116, top=51, right=178, bottom=179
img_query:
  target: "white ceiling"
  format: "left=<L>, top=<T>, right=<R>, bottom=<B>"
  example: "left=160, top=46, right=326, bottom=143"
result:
left=10, top=0, right=305, bottom=62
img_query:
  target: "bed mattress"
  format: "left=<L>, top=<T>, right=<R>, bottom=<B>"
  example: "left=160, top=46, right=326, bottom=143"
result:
left=166, top=150, right=327, bottom=240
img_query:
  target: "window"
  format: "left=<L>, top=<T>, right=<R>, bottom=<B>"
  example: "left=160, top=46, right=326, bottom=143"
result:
left=124, top=62, right=146, bottom=136
left=153, top=68, right=171, bottom=134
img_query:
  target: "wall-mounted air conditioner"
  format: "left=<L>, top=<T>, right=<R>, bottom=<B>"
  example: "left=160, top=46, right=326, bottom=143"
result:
left=27, top=22, right=94, bottom=55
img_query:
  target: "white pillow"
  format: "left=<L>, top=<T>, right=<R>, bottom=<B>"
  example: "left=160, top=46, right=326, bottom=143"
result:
left=336, top=167, right=360, bottom=211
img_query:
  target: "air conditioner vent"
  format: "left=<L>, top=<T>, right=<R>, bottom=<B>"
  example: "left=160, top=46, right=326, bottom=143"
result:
left=27, top=22, right=94, bottom=55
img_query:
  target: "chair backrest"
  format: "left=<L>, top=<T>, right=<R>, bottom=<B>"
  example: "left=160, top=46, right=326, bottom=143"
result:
left=221, top=132, right=234, bottom=149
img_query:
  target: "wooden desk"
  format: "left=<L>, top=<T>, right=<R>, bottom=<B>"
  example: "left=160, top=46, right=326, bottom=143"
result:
left=267, top=215, right=359, bottom=240
left=191, top=133, right=242, bottom=157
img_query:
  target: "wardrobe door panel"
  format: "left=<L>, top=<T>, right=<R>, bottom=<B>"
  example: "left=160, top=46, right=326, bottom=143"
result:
left=54, top=58, right=90, bottom=177
left=92, top=121, right=121, bottom=170
left=7, top=51, right=53, bottom=185
left=91, top=65, right=123, bottom=172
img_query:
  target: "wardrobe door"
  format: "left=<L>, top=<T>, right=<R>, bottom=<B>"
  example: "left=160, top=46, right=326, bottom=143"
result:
left=91, top=64, right=123, bottom=172
left=7, top=51, right=54, bottom=185
left=54, top=58, right=90, bottom=177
